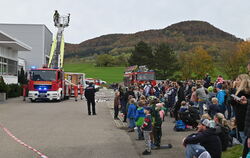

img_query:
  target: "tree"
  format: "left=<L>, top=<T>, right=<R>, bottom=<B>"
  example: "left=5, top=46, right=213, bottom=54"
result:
left=222, top=41, right=250, bottom=79
left=128, top=41, right=154, bottom=68
left=95, top=54, right=114, bottom=67
left=153, top=43, right=179, bottom=79
left=181, top=47, right=214, bottom=79
left=179, top=52, right=193, bottom=80
left=18, top=68, right=28, bottom=84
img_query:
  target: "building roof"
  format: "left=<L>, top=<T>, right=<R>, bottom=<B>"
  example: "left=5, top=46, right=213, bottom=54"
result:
left=0, top=30, right=32, bottom=51
left=0, top=23, right=53, bottom=35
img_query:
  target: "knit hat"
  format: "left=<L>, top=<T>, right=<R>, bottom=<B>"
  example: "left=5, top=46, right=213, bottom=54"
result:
left=207, top=86, right=213, bottom=92
left=148, top=96, right=157, bottom=101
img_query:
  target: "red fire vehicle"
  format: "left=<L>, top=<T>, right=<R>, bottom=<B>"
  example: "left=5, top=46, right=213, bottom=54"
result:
left=27, top=12, right=74, bottom=102
left=123, top=65, right=156, bottom=87
left=28, top=68, right=70, bottom=101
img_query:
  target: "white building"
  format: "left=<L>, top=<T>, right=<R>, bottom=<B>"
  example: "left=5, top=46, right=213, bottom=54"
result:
left=0, top=24, right=52, bottom=69
left=0, top=31, right=31, bottom=84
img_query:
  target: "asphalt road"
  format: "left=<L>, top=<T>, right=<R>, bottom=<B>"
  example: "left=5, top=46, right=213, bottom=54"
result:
left=0, top=89, right=140, bottom=158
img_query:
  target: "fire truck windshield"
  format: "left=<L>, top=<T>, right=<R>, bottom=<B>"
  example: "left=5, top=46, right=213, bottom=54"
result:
left=137, top=73, right=155, bottom=81
left=30, top=70, right=56, bottom=81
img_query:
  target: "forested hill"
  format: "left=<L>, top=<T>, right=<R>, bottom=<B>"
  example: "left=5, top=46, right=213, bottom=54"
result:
left=65, top=20, right=242, bottom=58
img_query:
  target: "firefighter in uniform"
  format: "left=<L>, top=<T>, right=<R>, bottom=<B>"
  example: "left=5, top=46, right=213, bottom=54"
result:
left=84, top=82, right=97, bottom=115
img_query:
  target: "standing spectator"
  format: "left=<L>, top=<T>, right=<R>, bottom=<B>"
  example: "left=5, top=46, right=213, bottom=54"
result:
left=207, top=86, right=217, bottom=104
left=144, top=83, right=151, bottom=97
left=127, top=98, right=137, bottom=132
left=204, top=73, right=211, bottom=88
left=185, top=80, right=193, bottom=100
left=173, top=81, right=185, bottom=121
left=135, top=100, right=146, bottom=140
left=166, top=84, right=177, bottom=108
left=217, top=75, right=224, bottom=84
left=196, top=83, right=208, bottom=115
left=123, top=87, right=135, bottom=122
left=183, top=119, right=222, bottom=158
left=216, top=84, right=226, bottom=115
left=231, top=74, right=250, bottom=145
left=241, top=95, right=250, bottom=158
left=227, top=81, right=236, bottom=120
left=114, top=91, right=120, bottom=120
left=84, top=82, right=97, bottom=115
left=141, top=106, right=153, bottom=155
left=190, top=87, right=198, bottom=107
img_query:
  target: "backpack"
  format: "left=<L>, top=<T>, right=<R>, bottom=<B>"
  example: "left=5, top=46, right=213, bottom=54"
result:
left=174, top=120, right=186, bottom=131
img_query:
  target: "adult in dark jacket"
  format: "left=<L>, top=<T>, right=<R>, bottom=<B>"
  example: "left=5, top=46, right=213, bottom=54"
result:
left=174, top=81, right=185, bottom=121
left=231, top=74, right=250, bottom=144
left=214, top=113, right=230, bottom=151
left=84, top=83, right=97, bottom=115
left=123, top=87, right=135, bottom=122
left=204, top=73, right=211, bottom=88
left=183, top=119, right=222, bottom=158
left=242, top=96, right=250, bottom=158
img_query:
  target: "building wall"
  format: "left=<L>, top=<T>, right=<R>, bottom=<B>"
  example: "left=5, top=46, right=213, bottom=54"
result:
left=0, top=47, right=17, bottom=61
left=0, top=24, right=52, bottom=69
left=0, top=46, right=18, bottom=84
left=43, top=26, right=53, bottom=65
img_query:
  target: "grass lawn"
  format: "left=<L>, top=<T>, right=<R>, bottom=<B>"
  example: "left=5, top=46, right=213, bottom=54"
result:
left=64, top=63, right=125, bottom=83
left=222, top=145, right=243, bottom=158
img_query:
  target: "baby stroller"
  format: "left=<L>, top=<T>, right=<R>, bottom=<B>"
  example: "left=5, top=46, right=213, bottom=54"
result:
left=179, top=106, right=200, bottom=128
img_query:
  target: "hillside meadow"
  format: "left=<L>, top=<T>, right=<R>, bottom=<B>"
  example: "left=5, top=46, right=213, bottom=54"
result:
left=64, top=63, right=125, bottom=83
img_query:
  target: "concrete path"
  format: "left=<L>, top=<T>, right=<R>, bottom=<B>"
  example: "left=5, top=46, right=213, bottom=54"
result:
left=106, top=89, right=194, bottom=158
left=0, top=89, right=140, bottom=158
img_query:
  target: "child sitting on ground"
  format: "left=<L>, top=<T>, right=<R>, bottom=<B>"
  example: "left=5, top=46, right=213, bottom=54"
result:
left=179, top=101, right=189, bottom=113
left=208, top=97, right=220, bottom=118
left=141, top=106, right=153, bottom=155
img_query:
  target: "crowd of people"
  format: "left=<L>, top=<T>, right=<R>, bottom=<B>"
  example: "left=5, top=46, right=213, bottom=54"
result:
left=113, top=73, right=250, bottom=158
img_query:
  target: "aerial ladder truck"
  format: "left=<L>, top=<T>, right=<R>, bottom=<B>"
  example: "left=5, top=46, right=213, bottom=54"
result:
left=27, top=12, right=84, bottom=102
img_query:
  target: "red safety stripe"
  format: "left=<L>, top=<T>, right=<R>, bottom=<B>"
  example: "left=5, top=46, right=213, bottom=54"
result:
left=0, top=124, right=48, bottom=158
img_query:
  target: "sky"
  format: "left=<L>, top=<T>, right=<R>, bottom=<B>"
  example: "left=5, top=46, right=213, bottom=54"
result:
left=1, top=0, right=250, bottom=44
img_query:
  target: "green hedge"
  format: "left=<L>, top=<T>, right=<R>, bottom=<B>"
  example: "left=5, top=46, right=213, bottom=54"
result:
left=0, top=76, right=8, bottom=93
left=7, top=84, right=22, bottom=98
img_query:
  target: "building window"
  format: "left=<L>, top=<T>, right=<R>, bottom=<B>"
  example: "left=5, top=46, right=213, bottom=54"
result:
left=0, top=57, right=17, bottom=76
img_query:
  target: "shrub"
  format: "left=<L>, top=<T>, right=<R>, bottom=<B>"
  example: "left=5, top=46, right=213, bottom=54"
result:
left=0, top=76, right=8, bottom=93
left=7, top=84, right=21, bottom=98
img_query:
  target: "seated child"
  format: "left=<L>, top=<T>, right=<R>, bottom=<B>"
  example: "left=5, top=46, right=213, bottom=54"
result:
left=208, top=97, right=220, bottom=118
left=179, top=101, right=189, bottom=113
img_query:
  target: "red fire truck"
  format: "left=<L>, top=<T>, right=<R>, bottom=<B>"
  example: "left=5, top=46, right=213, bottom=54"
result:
left=123, top=65, right=156, bottom=87
left=28, top=68, right=70, bottom=101
left=27, top=12, right=78, bottom=102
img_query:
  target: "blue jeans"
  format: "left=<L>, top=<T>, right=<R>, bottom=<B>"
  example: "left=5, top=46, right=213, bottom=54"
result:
left=128, top=118, right=135, bottom=129
left=240, top=131, right=247, bottom=145
left=185, top=144, right=210, bottom=158
left=198, top=101, right=206, bottom=115
left=137, top=125, right=143, bottom=139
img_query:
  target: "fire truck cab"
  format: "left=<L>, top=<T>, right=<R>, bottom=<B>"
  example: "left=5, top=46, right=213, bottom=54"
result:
left=28, top=68, right=67, bottom=101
